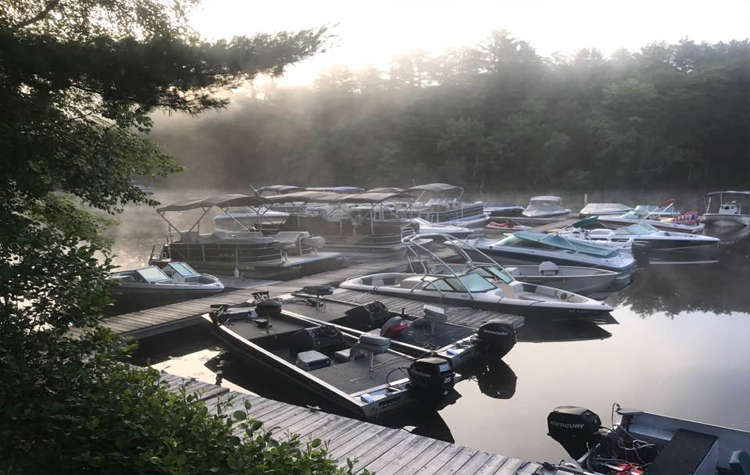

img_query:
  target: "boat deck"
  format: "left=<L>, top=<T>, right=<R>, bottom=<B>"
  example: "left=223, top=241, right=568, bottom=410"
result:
left=303, top=288, right=525, bottom=331
left=157, top=371, right=552, bottom=475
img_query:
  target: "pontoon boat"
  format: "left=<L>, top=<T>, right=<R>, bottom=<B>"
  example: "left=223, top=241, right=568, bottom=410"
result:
left=401, top=183, right=487, bottom=227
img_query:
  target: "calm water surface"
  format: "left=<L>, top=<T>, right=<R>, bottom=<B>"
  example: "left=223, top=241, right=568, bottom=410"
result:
left=121, top=190, right=750, bottom=462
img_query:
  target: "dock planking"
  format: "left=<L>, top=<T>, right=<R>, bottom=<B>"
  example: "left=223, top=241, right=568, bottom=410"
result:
left=158, top=372, right=547, bottom=475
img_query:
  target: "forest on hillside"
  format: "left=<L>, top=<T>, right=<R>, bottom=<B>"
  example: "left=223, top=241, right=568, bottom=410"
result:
left=150, top=32, right=750, bottom=192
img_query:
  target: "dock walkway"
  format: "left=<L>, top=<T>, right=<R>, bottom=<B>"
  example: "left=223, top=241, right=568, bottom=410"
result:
left=158, top=372, right=547, bottom=475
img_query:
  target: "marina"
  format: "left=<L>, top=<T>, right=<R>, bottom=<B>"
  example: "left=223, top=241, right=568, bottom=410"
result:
left=107, top=188, right=750, bottom=466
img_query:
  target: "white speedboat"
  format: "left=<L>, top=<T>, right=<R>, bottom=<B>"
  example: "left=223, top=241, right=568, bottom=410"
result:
left=504, top=262, right=620, bottom=295
left=522, top=196, right=571, bottom=218
left=340, top=234, right=613, bottom=320
left=547, top=404, right=750, bottom=475
left=473, top=231, right=636, bottom=274
left=561, top=222, right=719, bottom=250
left=598, top=199, right=705, bottom=233
left=703, top=191, right=750, bottom=228
left=578, top=202, right=632, bottom=217
left=109, top=262, right=224, bottom=305
left=412, top=218, right=475, bottom=239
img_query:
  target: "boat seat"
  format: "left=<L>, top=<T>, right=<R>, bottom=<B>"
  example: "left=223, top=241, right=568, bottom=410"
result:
left=539, top=261, right=560, bottom=276
left=647, top=429, right=718, bottom=475
left=730, top=451, right=750, bottom=475
left=301, top=285, right=333, bottom=309
left=275, top=231, right=312, bottom=256
left=400, top=276, right=432, bottom=289
left=301, top=236, right=325, bottom=254
left=350, top=334, right=391, bottom=371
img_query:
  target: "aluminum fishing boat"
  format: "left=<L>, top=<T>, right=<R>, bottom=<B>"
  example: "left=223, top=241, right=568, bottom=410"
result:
left=340, top=234, right=613, bottom=320
left=503, top=262, right=620, bottom=295
left=578, top=202, right=632, bottom=217
left=522, top=196, right=571, bottom=218
left=203, top=299, right=461, bottom=419
left=473, top=231, right=636, bottom=274
left=561, top=222, right=719, bottom=250
left=547, top=404, right=750, bottom=475
left=703, top=191, right=750, bottom=228
left=108, top=262, right=224, bottom=306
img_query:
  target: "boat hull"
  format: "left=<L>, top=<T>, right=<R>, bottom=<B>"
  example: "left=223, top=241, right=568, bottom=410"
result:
left=506, top=265, right=618, bottom=295
left=476, top=246, right=635, bottom=275
left=702, top=213, right=750, bottom=228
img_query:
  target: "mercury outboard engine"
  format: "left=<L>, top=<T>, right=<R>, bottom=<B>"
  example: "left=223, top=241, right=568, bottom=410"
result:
left=547, top=406, right=603, bottom=459
left=408, top=357, right=455, bottom=404
left=476, top=320, right=516, bottom=358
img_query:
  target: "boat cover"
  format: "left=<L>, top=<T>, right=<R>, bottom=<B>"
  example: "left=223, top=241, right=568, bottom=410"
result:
left=367, top=187, right=404, bottom=193
left=305, top=186, right=364, bottom=193
left=529, top=196, right=563, bottom=202
left=157, top=194, right=268, bottom=212
left=513, top=231, right=616, bottom=257
left=256, top=185, right=301, bottom=194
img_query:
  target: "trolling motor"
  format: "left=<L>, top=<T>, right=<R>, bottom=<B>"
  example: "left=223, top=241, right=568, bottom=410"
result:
left=476, top=320, right=517, bottom=358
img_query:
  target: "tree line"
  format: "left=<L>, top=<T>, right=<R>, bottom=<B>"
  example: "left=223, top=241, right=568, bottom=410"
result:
left=152, top=31, right=750, bottom=193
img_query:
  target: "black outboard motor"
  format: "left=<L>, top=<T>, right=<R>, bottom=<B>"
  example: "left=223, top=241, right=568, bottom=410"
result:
left=344, top=301, right=392, bottom=330
left=547, top=406, right=603, bottom=459
left=408, top=357, right=455, bottom=404
left=476, top=320, right=516, bottom=358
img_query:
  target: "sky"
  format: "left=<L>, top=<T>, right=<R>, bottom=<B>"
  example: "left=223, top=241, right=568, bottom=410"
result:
left=191, top=0, right=750, bottom=85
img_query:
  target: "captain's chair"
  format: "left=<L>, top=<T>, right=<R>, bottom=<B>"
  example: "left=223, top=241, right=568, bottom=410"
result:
left=539, top=261, right=560, bottom=276
left=350, top=334, right=391, bottom=372
left=410, top=305, right=448, bottom=336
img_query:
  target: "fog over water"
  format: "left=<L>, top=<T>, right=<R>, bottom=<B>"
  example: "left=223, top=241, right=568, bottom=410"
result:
left=120, top=188, right=750, bottom=462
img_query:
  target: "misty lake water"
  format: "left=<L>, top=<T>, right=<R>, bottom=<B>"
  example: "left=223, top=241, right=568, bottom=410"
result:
left=116, top=189, right=750, bottom=463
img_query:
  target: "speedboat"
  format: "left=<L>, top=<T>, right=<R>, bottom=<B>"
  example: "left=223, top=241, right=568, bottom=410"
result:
left=108, top=261, right=224, bottom=306
left=473, top=231, right=636, bottom=274
left=598, top=199, right=705, bottom=233
left=340, top=234, right=613, bottom=320
left=561, top=222, right=719, bottom=250
left=203, top=299, right=461, bottom=419
left=412, top=218, right=475, bottom=239
left=503, top=262, right=620, bottom=295
left=703, top=191, right=750, bottom=228
left=578, top=202, right=631, bottom=217
left=522, top=196, right=571, bottom=218
left=547, top=404, right=750, bottom=475
left=484, top=202, right=525, bottom=217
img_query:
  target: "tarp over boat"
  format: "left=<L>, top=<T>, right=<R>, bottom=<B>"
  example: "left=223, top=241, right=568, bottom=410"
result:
left=156, top=194, right=268, bottom=213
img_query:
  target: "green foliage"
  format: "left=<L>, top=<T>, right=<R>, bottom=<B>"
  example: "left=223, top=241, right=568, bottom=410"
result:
left=152, top=34, right=749, bottom=191
left=0, top=1, right=342, bottom=473
left=0, top=329, right=363, bottom=474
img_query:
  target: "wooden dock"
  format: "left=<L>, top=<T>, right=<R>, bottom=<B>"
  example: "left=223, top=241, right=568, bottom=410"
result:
left=90, top=257, right=414, bottom=339
left=158, top=371, right=547, bottom=475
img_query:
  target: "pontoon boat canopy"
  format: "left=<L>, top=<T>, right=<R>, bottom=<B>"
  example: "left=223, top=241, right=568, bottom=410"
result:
left=529, top=196, right=563, bottom=202
left=265, top=191, right=412, bottom=204
left=367, top=187, right=404, bottom=193
left=406, top=183, right=464, bottom=194
left=255, top=185, right=301, bottom=195
left=156, top=194, right=268, bottom=213
left=705, top=191, right=750, bottom=196
left=305, top=186, right=364, bottom=194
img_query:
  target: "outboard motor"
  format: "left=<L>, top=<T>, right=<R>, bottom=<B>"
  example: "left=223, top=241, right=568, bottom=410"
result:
left=345, top=301, right=391, bottom=330
left=547, top=406, right=603, bottom=459
left=408, top=357, right=455, bottom=404
left=476, top=320, right=517, bottom=358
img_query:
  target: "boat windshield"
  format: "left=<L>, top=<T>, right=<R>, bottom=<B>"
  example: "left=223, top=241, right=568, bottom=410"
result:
left=624, top=223, right=660, bottom=235
left=470, top=266, right=514, bottom=284
left=136, top=267, right=172, bottom=283
left=426, top=273, right=496, bottom=293
left=494, top=233, right=619, bottom=257
left=167, top=262, right=200, bottom=277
